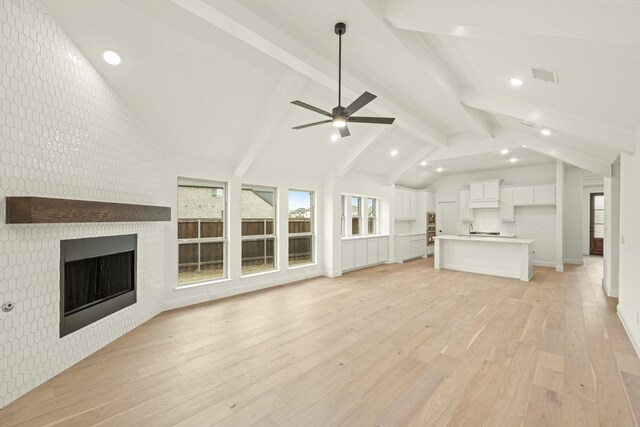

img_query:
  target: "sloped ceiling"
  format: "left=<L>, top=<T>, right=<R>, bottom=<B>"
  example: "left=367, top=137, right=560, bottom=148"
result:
left=42, top=0, right=639, bottom=188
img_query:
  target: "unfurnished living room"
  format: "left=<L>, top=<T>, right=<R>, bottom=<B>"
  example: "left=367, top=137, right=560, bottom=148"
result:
left=1, top=0, right=640, bottom=426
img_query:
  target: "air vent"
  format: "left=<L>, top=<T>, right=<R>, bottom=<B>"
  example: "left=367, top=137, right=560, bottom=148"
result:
left=530, top=67, right=558, bottom=83
left=521, top=120, right=536, bottom=128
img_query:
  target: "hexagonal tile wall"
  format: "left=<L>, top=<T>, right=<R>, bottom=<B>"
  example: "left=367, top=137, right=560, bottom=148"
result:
left=0, top=0, right=167, bottom=408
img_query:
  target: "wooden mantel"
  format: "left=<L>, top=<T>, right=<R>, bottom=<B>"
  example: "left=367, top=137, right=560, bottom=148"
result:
left=6, top=197, right=171, bottom=224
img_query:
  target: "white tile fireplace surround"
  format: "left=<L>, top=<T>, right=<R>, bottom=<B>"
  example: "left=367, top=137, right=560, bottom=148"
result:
left=0, top=0, right=167, bottom=407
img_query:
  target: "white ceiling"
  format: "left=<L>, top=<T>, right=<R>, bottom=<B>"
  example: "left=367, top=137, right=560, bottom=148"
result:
left=42, top=0, right=639, bottom=188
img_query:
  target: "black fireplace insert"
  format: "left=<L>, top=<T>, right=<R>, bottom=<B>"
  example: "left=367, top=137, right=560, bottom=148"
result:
left=60, top=234, right=137, bottom=337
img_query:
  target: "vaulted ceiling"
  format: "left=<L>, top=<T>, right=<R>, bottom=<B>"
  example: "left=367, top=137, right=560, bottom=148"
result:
left=42, top=0, right=639, bottom=188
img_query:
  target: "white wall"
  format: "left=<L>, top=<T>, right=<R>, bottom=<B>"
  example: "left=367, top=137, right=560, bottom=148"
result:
left=618, top=147, right=640, bottom=356
left=603, top=159, right=620, bottom=297
left=162, top=156, right=324, bottom=310
left=563, top=166, right=603, bottom=264
left=0, top=1, right=167, bottom=407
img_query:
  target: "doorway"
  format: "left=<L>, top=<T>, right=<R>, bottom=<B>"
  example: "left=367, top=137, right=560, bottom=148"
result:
left=436, top=201, right=457, bottom=235
left=589, top=192, right=604, bottom=256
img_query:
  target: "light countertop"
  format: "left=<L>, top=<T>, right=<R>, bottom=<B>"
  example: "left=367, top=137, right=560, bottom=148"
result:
left=434, top=235, right=534, bottom=244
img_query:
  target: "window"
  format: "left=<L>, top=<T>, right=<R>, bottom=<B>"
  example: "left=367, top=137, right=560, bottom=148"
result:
left=288, top=190, right=314, bottom=266
left=351, top=196, right=361, bottom=236
left=368, top=198, right=377, bottom=235
left=242, top=185, right=277, bottom=275
left=177, top=179, right=226, bottom=285
left=342, top=195, right=380, bottom=237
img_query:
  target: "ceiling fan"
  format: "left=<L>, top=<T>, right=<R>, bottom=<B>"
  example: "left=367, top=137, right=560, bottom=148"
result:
left=291, top=22, right=396, bottom=138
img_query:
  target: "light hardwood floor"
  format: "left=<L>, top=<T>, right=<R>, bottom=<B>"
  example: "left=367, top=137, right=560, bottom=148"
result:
left=1, top=257, right=639, bottom=426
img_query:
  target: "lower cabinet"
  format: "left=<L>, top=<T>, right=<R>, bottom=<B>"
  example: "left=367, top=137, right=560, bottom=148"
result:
left=341, top=236, right=389, bottom=272
left=395, top=234, right=427, bottom=262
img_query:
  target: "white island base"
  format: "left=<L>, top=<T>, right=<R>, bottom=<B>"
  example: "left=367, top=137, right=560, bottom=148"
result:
left=434, top=235, right=534, bottom=282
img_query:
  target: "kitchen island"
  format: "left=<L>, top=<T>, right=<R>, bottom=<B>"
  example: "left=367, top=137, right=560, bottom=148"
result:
left=434, top=235, right=534, bottom=282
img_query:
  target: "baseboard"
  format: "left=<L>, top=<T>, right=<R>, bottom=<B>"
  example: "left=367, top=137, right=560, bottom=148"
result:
left=533, top=261, right=555, bottom=268
left=601, top=278, right=619, bottom=298
left=618, top=306, right=640, bottom=358
left=565, top=258, right=584, bottom=265
left=163, top=270, right=322, bottom=311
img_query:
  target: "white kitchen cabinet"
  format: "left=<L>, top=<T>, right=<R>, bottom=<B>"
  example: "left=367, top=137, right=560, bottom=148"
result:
left=394, top=234, right=426, bottom=262
left=513, top=185, right=556, bottom=206
left=499, top=187, right=515, bottom=221
left=341, top=236, right=389, bottom=272
left=513, top=186, right=534, bottom=206
left=355, top=239, right=368, bottom=268
left=341, top=240, right=355, bottom=271
left=378, top=237, right=389, bottom=262
left=534, top=185, right=556, bottom=205
left=367, top=238, right=379, bottom=265
left=470, top=182, right=484, bottom=201
left=469, top=180, right=500, bottom=202
left=459, top=190, right=473, bottom=221
left=395, top=189, right=418, bottom=220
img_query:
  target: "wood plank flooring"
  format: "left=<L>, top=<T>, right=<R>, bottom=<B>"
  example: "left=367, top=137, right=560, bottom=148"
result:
left=1, top=256, right=638, bottom=426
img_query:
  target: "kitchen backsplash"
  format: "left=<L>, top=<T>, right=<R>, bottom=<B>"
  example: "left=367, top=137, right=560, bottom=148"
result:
left=459, top=208, right=516, bottom=236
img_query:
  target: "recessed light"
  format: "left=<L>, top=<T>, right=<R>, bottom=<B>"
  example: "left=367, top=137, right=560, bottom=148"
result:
left=390, top=149, right=398, bottom=157
left=420, top=160, right=427, bottom=166
left=436, top=167, right=443, bottom=172
left=521, top=145, right=527, bottom=148
left=330, top=134, right=339, bottom=142
left=102, top=50, right=121, bottom=65
left=509, top=158, right=518, bottom=163
left=510, top=78, right=525, bottom=87
left=500, top=149, right=509, bottom=155
left=541, top=128, right=552, bottom=136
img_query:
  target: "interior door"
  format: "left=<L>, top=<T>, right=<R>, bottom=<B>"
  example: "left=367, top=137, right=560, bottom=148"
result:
left=437, top=201, right=457, bottom=235
left=590, top=193, right=604, bottom=256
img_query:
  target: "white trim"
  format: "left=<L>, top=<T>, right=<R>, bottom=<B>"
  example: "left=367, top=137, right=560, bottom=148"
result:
left=602, top=278, right=619, bottom=298
left=164, top=269, right=322, bottom=311
left=174, top=277, right=231, bottom=290
left=533, top=261, right=556, bottom=268
left=241, top=268, right=280, bottom=279
left=288, top=262, right=318, bottom=271
left=617, top=306, right=640, bottom=358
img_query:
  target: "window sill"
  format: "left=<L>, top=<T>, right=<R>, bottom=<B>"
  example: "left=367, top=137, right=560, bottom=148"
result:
left=175, top=277, right=230, bottom=290
left=241, top=269, right=280, bottom=279
left=341, top=234, right=389, bottom=240
left=288, top=262, right=318, bottom=271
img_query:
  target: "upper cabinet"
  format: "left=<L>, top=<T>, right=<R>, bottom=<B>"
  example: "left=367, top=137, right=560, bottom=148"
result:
left=499, top=188, right=515, bottom=221
left=395, top=189, right=418, bottom=220
left=513, top=185, right=556, bottom=206
left=469, top=180, right=500, bottom=202
left=459, top=190, right=473, bottom=221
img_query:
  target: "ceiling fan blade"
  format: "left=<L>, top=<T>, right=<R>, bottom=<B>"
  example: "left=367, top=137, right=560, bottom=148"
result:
left=348, top=116, right=396, bottom=125
left=339, top=125, right=350, bottom=138
left=291, top=100, right=332, bottom=117
left=344, top=91, right=377, bottom=115
left=292, top=120, right=332, bottom=130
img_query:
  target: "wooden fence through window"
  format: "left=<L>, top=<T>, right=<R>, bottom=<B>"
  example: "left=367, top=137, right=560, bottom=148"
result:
left=178, top=218, right=312, bottom=270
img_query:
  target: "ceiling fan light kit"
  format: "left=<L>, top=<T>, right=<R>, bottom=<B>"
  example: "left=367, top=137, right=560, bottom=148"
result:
left=291, top=22, right=396, bottom=138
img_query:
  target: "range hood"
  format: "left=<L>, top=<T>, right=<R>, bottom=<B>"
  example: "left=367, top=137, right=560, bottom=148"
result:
left=469, top=200, right=500, bottom=209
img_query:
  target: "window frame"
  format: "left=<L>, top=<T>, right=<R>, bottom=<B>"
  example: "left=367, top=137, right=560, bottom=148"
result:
left=342, top=194, right=380, bottom=238
left=288, top=189, right=315, bottom=267
left=241, top=184, right=278, bottom=276
left=367, top=197, right=378, bottom=235
left=351, top=196, right=362, bottom=236
left=176, top=177, right=228, bottom=286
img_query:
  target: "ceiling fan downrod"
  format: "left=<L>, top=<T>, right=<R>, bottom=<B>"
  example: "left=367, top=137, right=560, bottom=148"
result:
left=335, top=22, right=346, bottom=107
